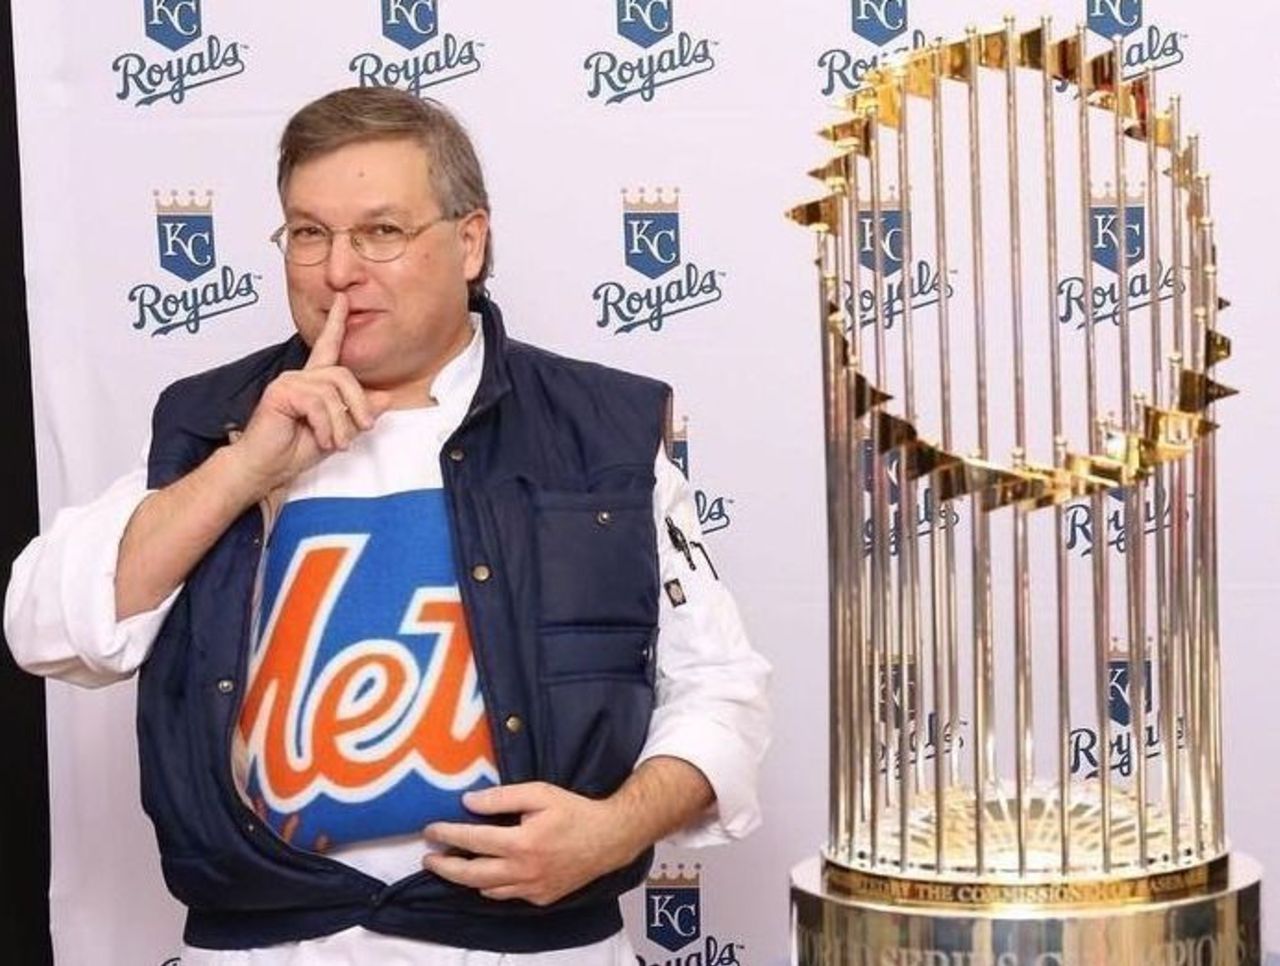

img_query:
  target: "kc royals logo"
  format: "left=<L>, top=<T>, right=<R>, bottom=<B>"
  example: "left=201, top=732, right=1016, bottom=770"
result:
left=383, top=0, right=438, bottom=47
left=847, top=191, right=953, bottom=334
left=113, top=0, right=247, bottom=106
left=1064, top=485, right=1175, bottom=557
left=145, top=0, right=201, bottom=51
left=156, top=191, right=216, bottom=282
left=1057, top=182, right=1176, bottom=330
left=624, top=191, right=681, bottom=280
left=585, top=1, right=718, bottom=104
left=861, top=442, right=959, bottom=559
left=646, top=863, right=701, bottom=952
left=350, top=1, right=483, bottom=96
left=617, top=0, right=672, bottom=48
left=1090, top=184, right=1146, bottom=274
left=670, top=414, right=734, bottom=535
left=857, top=203, right=905, bottom=277
left=639, top=862, right=743, bottom=965
left=1088, top=0, right=1142, bottom=39
left=1072, top=645, right=1165, bottom=780
left=128, top=190, right=261, bottom=337
left=879, top=659, right=916, bottom=728
left=594, top=188, right=725, bottom=335
left=876, top=659, right=963, bottom=776
left=1085, top=0, right=1186, bottom=79
left=819, top=0, right=927, bottom=95
left=1108, top=656, right=1153, bottom=727
left=669, top=415, right=690, bottom=478
left=852, top=0, right=908, bottom=47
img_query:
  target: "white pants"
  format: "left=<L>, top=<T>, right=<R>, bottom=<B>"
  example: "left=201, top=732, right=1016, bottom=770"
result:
left=181, top=927, right=635, bottom=965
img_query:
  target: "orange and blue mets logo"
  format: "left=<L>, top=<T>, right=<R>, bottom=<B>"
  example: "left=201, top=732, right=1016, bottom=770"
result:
left=237, top=490, right=497, bottom=850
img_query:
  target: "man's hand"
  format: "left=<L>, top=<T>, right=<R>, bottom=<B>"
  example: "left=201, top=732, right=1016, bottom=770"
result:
left=115, top=294, right=392, bottom=619
left=422, top=758, right=714, bottom=906
left=228, top=293, right=391, bottom=495
left=423, top=782, right=636, bottom=906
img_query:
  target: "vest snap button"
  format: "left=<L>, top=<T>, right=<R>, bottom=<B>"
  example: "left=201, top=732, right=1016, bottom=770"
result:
left=216, top=678, right=235, bottom=695
left=448, top=448, right=465, bottom=463
left=504, top=714, right=524, bottom=734
left=596, top=510, right=612, bottom=526
left=471, top=564, right=492, bottom=583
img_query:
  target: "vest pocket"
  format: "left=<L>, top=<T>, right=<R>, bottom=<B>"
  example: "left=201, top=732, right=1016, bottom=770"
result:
left=539, top=626, right=658, bottom=797
left=532, top=489, right=659, bottom=796
left=532, top=489, right=657, bottom=627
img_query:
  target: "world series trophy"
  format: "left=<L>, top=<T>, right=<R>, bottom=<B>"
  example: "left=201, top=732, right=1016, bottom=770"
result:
left=788, top=17, right=1262, bottom=965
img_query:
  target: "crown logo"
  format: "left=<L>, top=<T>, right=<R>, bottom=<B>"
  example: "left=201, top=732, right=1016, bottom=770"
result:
left=857, top=184, right=902, bottom=211
left=154, top=189, right=214, bottom=216
left=647, top=862, right=701, bottom=889
left=1108, top=636, right=1156, bottom=662
left=1090, top=180, right=1146, bottom=209
left=623, top=187, right=680, bottom=214
left=671, top=414, right=689, bottom=446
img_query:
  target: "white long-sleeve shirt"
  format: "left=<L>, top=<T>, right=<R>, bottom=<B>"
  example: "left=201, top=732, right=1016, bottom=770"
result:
left=4, top=323, right=770, bottom=964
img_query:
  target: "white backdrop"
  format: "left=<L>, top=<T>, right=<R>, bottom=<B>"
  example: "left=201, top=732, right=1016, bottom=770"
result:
left=11, top=2, right=1280, bottom=963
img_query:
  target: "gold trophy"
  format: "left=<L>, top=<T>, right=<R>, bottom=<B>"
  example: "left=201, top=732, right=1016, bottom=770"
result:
left=788, top=18, right=1261, bottom=964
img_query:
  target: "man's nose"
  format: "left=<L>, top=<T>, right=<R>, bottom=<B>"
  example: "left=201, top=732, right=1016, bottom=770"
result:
left=324, top=230, right=366, bottom=290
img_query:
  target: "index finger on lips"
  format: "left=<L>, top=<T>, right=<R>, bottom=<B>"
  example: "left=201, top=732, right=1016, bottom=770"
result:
left=326, top=366, right=376, bottom=431
left=305, top=293, right=348, bottom=370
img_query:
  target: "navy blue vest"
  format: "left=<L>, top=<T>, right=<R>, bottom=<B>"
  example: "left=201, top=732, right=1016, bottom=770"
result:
left=138, top=297, right=670, bottom=951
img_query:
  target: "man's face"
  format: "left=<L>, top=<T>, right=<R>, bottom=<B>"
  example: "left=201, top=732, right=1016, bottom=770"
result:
left=280, top=137, right=488, bottom=400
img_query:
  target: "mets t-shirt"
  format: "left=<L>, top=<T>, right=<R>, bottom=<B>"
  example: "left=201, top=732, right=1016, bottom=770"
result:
left=231, top=331, right=497, bottom=883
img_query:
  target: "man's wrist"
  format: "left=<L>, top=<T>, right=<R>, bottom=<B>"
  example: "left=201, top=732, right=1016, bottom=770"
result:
left=208, top=443, right=279, bottom=513
left=603, top=757, right=715, bottom=863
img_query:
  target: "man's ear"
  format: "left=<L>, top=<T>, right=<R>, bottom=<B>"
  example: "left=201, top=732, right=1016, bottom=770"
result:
left=458, top=209, right=490, bottom=283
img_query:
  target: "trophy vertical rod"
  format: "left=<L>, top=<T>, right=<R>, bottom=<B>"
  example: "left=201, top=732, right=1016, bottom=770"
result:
left=1143, top=68, right=1177, bottom=863
left=1077, top=25, right=1114, bottom=872
left=841, top=150, right=867, bottom=841
left=1167, top=96, right=1187, bottom=859
left=1200, top=208, right=1225, bottom=851
left=965, top=25, right=996, bottom=874
left=1040, top=15, right=1072, bottom=875
left=817, top=225, right=848, bottom=854
left=846, top=150, right=876, bottom=837
left=1003, top=16, right=1033, bottom=877
left=868, top=107, right=895, bottom=864
left=896, top=68, right=924, bottom=868
left=1112, top=41, right=1150, bottom=867
left=1188, top=307, right=1206, bottom=855
left=1195, top=171, right=1223, bottom=851
left=1186, top=138, right=1205, bottom=857
left=928, top=40, right=956, bottom=872
left=833, top=179, right=856, bottom=856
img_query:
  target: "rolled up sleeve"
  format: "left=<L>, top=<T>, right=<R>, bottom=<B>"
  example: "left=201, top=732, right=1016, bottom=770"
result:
left=637, top=450, right=771, bottom=846
left=4, top=469, right=179, bottom=688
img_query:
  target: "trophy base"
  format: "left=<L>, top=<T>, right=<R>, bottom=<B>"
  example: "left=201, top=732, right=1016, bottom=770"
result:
left=791, top=853, right=1263, bottom=965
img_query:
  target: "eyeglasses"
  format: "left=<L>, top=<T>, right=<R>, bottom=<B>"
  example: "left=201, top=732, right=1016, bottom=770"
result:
left=269, top=214, right=453, bottom=266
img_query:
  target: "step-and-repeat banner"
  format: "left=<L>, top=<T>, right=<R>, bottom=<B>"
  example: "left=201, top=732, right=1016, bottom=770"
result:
left=11, top=2, right=1280, bottom=963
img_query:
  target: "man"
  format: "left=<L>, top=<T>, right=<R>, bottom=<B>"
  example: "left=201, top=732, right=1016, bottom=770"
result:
left=4, top=88, right=768, bottom=963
